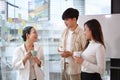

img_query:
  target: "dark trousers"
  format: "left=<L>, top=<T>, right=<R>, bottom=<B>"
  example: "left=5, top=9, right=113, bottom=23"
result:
left=81, top=72, right=102, bottom=80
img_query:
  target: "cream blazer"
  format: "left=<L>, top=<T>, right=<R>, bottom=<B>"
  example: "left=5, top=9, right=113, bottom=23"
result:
left=12, top=43, right=44, bottom=80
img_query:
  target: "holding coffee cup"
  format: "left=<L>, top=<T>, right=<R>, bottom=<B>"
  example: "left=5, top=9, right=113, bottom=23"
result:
left=58, top=46, right=65, bottom=52
left=73, top=51, right=82, bottom=57
left=31, top=50, right=37, bottom=56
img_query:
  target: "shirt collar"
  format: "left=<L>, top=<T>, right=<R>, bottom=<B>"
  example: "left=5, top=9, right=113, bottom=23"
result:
left=21, top=43, right=38, bottom=55
left=68, top=25, right=80, bottom=34
left=21, top=44, right=27, bottom=53
left=73, top=25, right=80, bottom=34
left=89, top=40, right=96, bottom=44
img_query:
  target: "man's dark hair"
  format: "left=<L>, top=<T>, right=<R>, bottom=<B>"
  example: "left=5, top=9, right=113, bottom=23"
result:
left=62, top=8, right=79, bottom=20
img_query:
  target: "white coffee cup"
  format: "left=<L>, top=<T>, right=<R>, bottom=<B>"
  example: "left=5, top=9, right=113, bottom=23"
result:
left=58, top=47, right=65, bottom=52
left=73, top=51, right=82, bottom=57
left=31, top=50, right=37, bottom=56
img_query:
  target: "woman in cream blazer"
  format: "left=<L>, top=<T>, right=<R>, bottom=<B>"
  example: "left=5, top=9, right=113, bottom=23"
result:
left=13, top=26, right=44, bottom=80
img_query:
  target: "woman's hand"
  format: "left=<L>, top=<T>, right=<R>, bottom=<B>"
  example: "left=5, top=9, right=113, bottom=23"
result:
left=23, top=43, right=34, bottom=65
left=24, top=44, right=33, bottom=61
left=33, top=56, right=41, bottom=67
left=74, top=56, right=84, bottom=64
left=23, top=52, right=32, bottom=65
left=26, top=52, right=32, bottom=60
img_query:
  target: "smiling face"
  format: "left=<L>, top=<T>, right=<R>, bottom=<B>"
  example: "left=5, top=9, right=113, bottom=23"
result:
left=84, top=24, right=93, bottom=40
left=26, top=27, right=38, bottom=42
left=64, top=18, right=76, bottom=29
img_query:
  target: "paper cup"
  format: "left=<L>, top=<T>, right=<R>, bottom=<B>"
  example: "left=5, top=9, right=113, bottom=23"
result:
left=73, top=52, right=81, bottom=57
left=31, top=50, right=37, bottom=56
left=58, top=47, right=65, bottom=52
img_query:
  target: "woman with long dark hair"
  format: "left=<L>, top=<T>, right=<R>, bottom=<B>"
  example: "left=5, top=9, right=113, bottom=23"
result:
left=74, top=19, right=106, bottom=80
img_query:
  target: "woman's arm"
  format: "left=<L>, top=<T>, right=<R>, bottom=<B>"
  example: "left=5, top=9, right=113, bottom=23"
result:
left=82, top=45, right=106, bottom=75
left=34, top=46, right=44, bottom=68
left=12, top=47, right=32, bottom=70
left=12, top=47, right=26, bottom=70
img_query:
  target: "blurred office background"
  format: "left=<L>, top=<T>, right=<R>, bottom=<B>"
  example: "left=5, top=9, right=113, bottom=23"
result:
left=0, top=0, right=114, bottom=80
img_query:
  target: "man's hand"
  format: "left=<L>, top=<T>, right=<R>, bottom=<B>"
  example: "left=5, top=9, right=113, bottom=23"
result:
left=60, top=51, right=72, bottom=58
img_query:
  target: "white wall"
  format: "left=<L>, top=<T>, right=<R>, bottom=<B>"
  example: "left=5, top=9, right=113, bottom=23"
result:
left=50, top=0, right=73, bottom=21
left=85, top=0, right=111, bottom=15
left=78, top=14, right=120, bottom=58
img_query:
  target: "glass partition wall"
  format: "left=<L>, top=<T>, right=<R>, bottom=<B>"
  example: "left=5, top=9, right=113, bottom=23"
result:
left=0, top=0, right=111, bottom=80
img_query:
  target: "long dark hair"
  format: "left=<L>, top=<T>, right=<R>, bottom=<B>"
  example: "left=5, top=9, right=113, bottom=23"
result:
left=84, top=19, right=105, bottom=49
